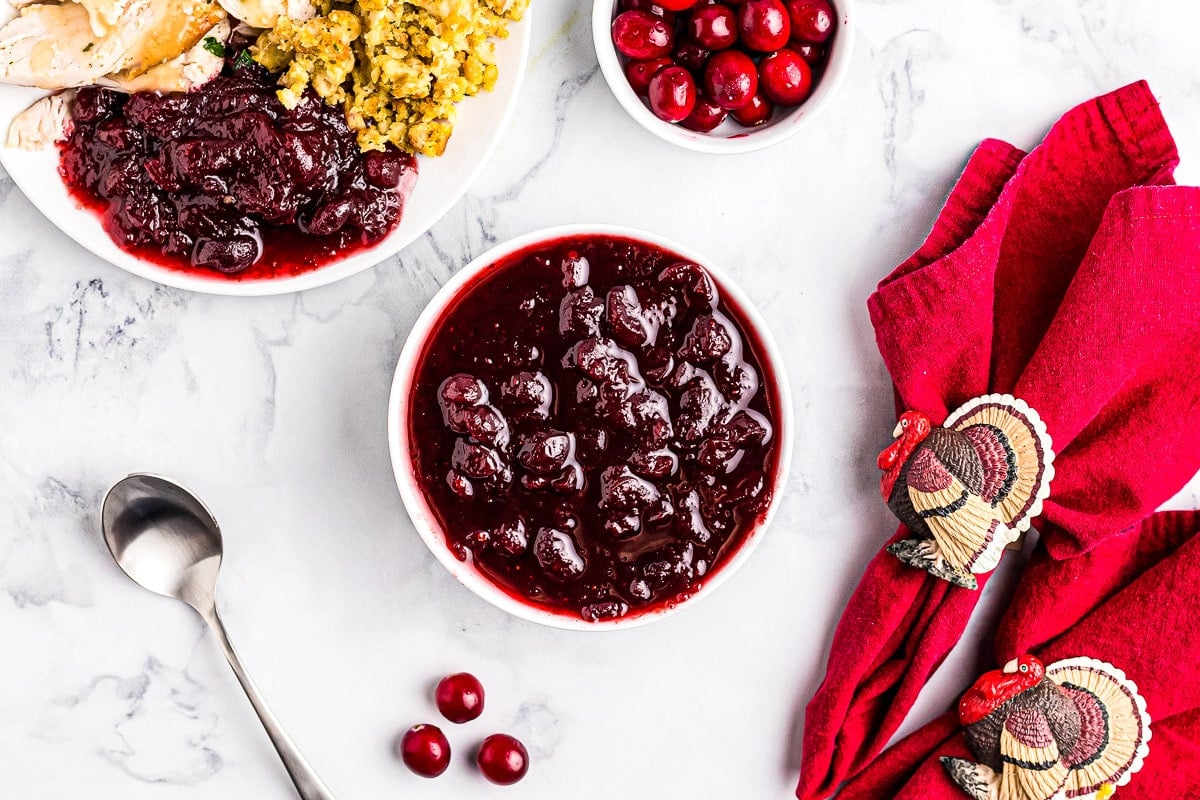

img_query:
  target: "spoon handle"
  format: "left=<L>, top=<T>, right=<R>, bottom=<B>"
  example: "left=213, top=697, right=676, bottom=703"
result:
left=202, top=607, right=337, bottom=800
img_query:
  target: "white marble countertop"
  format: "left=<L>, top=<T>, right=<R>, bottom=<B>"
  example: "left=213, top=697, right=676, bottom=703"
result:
left=4, top=2, right=1200, bottom=797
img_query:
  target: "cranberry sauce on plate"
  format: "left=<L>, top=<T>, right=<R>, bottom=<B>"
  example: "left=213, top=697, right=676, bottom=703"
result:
left=409, top=235, right=781, bottom=622
left=59, top=57, right=417, bottom=279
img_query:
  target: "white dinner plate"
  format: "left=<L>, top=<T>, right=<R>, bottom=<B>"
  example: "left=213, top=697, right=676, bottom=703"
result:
left=0, top=5, right=532, bottom=296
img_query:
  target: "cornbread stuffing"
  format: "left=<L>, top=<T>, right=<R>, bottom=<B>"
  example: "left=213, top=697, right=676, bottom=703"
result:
left=253, top=0, right=528, bottom=156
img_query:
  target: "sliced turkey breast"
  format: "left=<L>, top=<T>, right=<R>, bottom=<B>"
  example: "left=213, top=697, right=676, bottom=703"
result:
left=5, top=89, right=75, bottom=149
left=0, top=0, right=224, bottom=89
left=100, top=16, right=228, bottom=93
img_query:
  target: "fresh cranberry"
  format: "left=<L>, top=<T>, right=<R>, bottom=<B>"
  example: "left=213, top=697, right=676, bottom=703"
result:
left=612, top=10, right=674, bottom=59
left=737, top=0, right=791, bottom=51
left=435, top=673, right=485, bottom=724
left=680, top=97, right=726, bottom=131
left=656, top=0, right=700, bottom=9
left=785, top=0, right=834, bottom=44
left=620, top=0, right=676, bottom=19
left=625, top=57, right=673, bottom=95
left=793, top=42, right=826, bottom=64
left=688, top=4, right=738, bottom=50
left=731, top=92, right=774, bottom=126
left=477, top=734, right=529, bottom=785
left=399, top=725, right=451, bottom=778
left=673, top=40, right=711, bottom=72
left=648, top=66, right=697, bottom=123
left=758, top=49, right=813, bottom=105
left=704, top=50, right=758, bottom=110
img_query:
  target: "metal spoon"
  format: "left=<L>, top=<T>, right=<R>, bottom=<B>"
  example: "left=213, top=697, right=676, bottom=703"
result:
left=101, top=473, right=336, bottom=800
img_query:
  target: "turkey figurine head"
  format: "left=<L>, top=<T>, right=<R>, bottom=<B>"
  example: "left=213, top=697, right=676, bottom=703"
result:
left=878, top=410, right=932, bottom=500
left=958, top=655, right=1046, bottom=725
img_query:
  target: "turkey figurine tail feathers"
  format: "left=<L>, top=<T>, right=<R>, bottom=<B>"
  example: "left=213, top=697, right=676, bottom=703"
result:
left=1046, top=658, right=1151, bottom=799
left=945, top=394, right=1055, bottom=535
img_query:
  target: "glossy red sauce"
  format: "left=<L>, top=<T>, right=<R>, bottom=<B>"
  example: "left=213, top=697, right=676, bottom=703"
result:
left=58, top=56, right=417, bottom=280
left=409, top=235, right=782, bottom=622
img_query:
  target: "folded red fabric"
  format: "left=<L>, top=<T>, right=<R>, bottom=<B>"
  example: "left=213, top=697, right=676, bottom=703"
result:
left=837, top=510, right=1200, bottom=800
left=797, top=81, right=1200, bottom=800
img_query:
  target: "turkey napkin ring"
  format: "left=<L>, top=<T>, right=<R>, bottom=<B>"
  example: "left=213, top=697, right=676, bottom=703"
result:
left=878, top=394, right=1055, bottom=590
left=943, top=656, right=1151, bottom=800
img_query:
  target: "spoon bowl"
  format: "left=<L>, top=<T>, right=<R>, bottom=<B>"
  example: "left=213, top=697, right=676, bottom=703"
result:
left=101, top=473, right=336, bottom=800
left=102, top=474, right=223, bottom=611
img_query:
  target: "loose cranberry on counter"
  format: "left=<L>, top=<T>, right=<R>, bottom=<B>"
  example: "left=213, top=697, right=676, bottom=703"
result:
left=731, top=91, right=774, bottom=126
left=680, top=96, right=728, bottom=132
left=436, top=673, right=486, bottom=724
left=648, top=66, right=698, bottom=122
left=399, top=725, right=451, bottom=778
left=704, top=50, right=758, bottom=109
left=786, top=0, right=835, bottom=43
left=477, top=734, right=530, bottom=785
left=688, top=4, right=738, bottom=50
left=612, top=10, right=674, bottom=59
left=758, top=49, right=813, bottom=105
left=625, top=57, right=673, bottom=94
left=737, top=0, right=791, bottom=52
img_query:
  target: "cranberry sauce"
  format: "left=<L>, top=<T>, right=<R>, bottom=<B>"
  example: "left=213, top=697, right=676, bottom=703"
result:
left=59, top=58, right=417, bottom=279
left=409, top=235, right=781, bottom=622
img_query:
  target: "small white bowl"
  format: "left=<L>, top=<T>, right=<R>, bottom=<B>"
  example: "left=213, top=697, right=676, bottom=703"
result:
left=387, top=224, right=794, bottom=630
left=593, top=0, right=855, bottom=154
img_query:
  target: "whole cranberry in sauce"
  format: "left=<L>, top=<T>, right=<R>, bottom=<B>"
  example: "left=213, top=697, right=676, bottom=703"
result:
left=477, top=734, right=530, bottom=785
left=612, top=10, right=674, bottom=59
left=409, top=236, right=781, bottom=622
left=58, top=58, right=417, bottom=279
left=688, top=3, right=739, bottom=50
left=435, top=673, right=486, bottom=724
left=398, top=725, right=451, bottom=778
left=759, top=49, right=814, bottom=105
left=648, top=66, right=698, bottom=123
left=704, top=50, right=759, bottom=110
left=786, top=0, right=835, bottom=44
left=737, top=0, right=791, bottom=52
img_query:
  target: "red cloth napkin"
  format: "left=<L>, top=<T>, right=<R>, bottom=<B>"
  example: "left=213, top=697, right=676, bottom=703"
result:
left=797, top=81, right=1200, bottom=800
left=837, top=510, right=1200, bottom=800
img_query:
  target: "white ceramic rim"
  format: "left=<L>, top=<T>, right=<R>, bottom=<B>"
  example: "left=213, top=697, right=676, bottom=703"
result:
left=0, top=6, right=532, bottom=296
left=592, top=0, right=855, bottom=155
left=387, top=223, right=795, bottom=630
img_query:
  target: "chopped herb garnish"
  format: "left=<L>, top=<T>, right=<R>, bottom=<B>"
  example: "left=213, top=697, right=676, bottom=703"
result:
left=202, top=37, right=226, bottom=58
left=82, top=42, right=94, bottom=52
left=233, top=49, right=255, bottom=69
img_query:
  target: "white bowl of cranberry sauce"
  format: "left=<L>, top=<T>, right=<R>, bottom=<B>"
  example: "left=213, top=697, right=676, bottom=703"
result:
left=594, top=0, right=854, bottom=154
left=388, top=226, right=793, bottom=630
